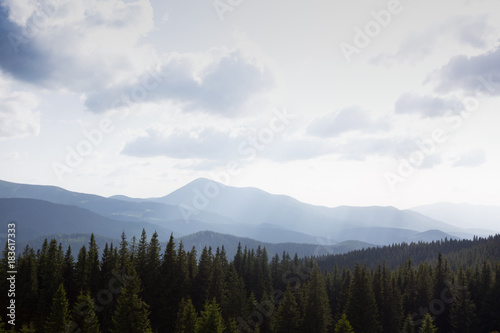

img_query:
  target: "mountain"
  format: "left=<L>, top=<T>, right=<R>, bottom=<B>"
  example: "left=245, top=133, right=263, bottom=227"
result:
left=152, top=178, right=465, bottom=240
left=0, top=179, right=235, bottom=235
left=0, top=178, right=487, bottom=246
left=411, top=202, right=500, bottom=234
left=0, top=198, right=175, bottom=242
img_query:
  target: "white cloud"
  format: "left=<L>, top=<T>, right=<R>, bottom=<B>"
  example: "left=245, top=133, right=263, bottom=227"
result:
left=307, top=106, right=390, bottom=137
left=0, top=78, right=40, bottom=139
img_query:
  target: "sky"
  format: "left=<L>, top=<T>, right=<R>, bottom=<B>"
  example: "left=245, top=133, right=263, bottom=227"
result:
left=0, top=0, right=499, bottom=210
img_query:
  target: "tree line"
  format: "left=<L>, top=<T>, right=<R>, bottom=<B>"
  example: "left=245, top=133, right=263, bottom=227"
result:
left=1, top=231, right=500, bottom=332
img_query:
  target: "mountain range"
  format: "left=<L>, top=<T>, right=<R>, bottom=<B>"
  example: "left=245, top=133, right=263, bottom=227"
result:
left=1, top=178, right=498, bottom=256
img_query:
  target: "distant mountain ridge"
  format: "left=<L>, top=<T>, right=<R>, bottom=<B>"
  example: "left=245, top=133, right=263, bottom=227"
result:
left=0, top=178, right=492, bottom=247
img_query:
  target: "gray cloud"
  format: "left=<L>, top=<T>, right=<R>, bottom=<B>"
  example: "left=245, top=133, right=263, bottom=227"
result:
left=307, top=106, right=390, bottom=138
left=85, top=50, right=273, bottom=116
left=122, top=127, right=241, bottom=160
left=370, top=15, right=494, bottom=66
left=0, top=0, right=153, bottom=90
left=429, top=47, right=500, bottom=95
left=394, top=93, right=463, bottom=118
left=453, top=148, right=486, bottom=167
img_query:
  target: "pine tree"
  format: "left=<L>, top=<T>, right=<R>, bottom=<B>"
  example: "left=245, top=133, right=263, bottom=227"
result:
left=450, top=268, right=476, bottom=333
left=222, top=265, right=247, bottom=321
left=72, top=292, right=101, bottom=333
left=87, top=234, right=101, bottom=294
left=275, top=285, right=300, bottom=333
left=420, top=313, right=438, bottom=333
left=432, top=253, right=451, bottom=332
left=334, top=313, right=354, bottom=333
left=62, top=246, right=76, bottom=305
left=110, top=265, right=152, bottom=333
left=345, top=263, right=381, bottom=333
left=135, top=229, right=148, bottom=283
left=75, top=245, right=88, bottom=293
left=195, top=298, right=225, bottom=333
left=175, top=298, right=198, bottom=333
left=144, top=231, right=162, bottom=330
left=45, top=283, right=71, bottom=333
left=301, top=263, right=332, bottom=333
left=401, top=314, right=415, bottom=333
left=192, top=247, right=212, bottom=311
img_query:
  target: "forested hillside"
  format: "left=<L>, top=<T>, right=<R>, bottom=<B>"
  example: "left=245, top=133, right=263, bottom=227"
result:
left=1, top=232, right=499, bottom=332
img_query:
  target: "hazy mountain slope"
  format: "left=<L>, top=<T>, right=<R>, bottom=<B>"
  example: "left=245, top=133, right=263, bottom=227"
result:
left=411, top=202, right=500, bottom=233
left=0, top=179, right=234, bottom=229
left=155, top=178, right=461, bottom=237
left=0, top=198, right=176, bottom=242
left=178, top=231, right=373, bottom=259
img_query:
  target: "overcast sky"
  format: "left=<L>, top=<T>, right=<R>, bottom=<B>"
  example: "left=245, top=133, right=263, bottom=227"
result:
left=1, top=0, right=499, bottom=209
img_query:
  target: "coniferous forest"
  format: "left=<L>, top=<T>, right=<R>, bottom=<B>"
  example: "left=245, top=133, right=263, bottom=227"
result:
left=1, top=231, right=500, bottom=333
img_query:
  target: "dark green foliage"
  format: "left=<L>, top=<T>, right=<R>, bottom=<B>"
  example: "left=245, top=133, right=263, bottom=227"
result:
left=195, top=298, right=225, bottom=333
left=72, top=292, right=101, bottom=333
left=4, top=232, right=500, bottom=333
left=44, top=283, right=71, bottom=333
left=175, top=298, right=198, bottom=333
left=301, top=263, right=332, bottom=333
left=420, top=313, right=438, bottom=333
left=275, top=285, right=300, bottom=333
left=334, top=313, right=354, bottom=333
left=450, top=268, right=476, bottom=333
left=402, top=314, right=415, bottom=333
left=345, top=264, right=381, bottom=333
left=110, top=265, right=152, bottom=333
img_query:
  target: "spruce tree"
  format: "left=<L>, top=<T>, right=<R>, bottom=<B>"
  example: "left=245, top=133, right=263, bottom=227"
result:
left=87, top=234, right=101, bottom=294
left=450, top=268, right=476, bottom=333
left=275, top=285, right=300, bottom=333
left=110, top=265, right=152, bottom=333
left=402, top=314, right=415, bottom=333
left=45, top=283, right=71, bottom=333
left=222, top=265, right=247, bottom=321
left=420, top=313, right=438, bottom=333
left=334, top=313, right=354, bottom=333
left=345, top=263, right=381, bottom=333
left=301, top=263, right=332, bottom=333
left=175, top=298, right=198, bottom=333
left=195, top=298, right=225, bottom=333
left=72, top=292, right=101, bottom=333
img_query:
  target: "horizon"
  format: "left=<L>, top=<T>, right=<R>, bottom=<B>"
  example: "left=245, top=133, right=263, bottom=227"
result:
left=2, top=176, right=499, bottom=213
left=1, top=0, right=500, bottom=213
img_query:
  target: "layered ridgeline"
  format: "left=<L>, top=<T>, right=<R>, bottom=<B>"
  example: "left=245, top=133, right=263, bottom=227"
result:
left=1, top=178, right=498, bottom=255
left=1, top=231, right=499, bottom=332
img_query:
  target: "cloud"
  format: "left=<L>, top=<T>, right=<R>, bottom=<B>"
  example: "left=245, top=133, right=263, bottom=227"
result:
left=453, top=148, right=486, bottom=167
left=122, top=126, right=242, bottom=160
left=394, top=93, right=463, bottom=118
left=0, top=0, right=155, bottom=90
left=307, top=106, right=390, bottom=137
left=84, top=49, right=273, bottom=116
left=0, top=79, right=40, bottom=139
left=122, top=124, right=331, bottom=164
left=428, top=47, right=500, bottom=95
left=370, top=15, right=495, bottom=66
